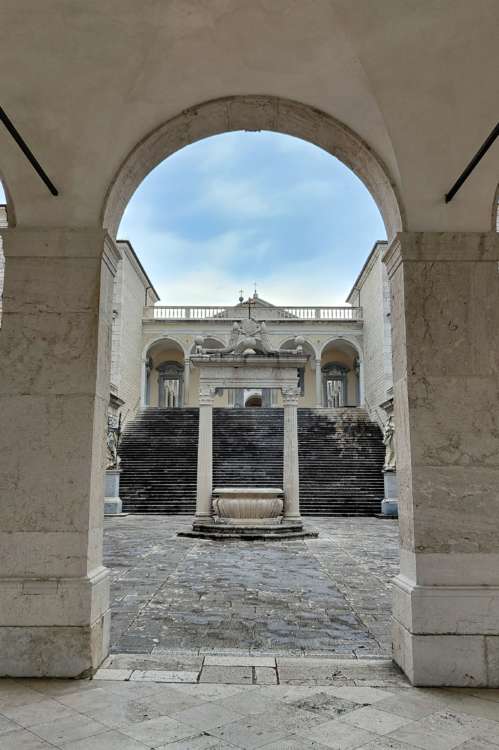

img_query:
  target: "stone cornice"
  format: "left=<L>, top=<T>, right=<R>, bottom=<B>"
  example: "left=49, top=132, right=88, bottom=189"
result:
left=103, top=234, right=122, bottom=277
left=383, top=232, right=499, bottom=279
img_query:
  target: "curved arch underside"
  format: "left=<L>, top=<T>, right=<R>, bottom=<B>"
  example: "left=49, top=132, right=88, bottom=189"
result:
left=103, top=96, right=404, bottom=242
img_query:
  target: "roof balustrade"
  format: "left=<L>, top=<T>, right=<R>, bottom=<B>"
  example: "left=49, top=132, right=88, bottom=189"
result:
left=144, top=305, right=363, bottom=321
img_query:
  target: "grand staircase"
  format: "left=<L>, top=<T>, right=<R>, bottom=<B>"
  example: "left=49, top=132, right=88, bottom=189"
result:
left=298, top=408, right=385, bottom=515
left=119, top=407, right=385, bottom=515
left=119, top=408, right=199, bottom=515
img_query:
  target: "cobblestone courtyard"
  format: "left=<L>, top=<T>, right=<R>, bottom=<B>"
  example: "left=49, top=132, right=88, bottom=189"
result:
left=104, top=516, right=399, bottom=658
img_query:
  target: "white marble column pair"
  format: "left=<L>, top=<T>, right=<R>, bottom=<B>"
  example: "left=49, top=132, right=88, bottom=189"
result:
left=194, top=384, right=302, bottom=522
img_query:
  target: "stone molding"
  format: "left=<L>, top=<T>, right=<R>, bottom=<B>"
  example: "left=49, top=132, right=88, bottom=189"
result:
left=399, top=550, right=499, bottom=587
left=0, top=566, right=109, bottom=628
left=393, top=574, right=499, bottom=635
left=1, top=226, right=116, bottom=258
left=383, top=231, right=499, bottom=279
left=102, top=234, right=122, bottom=277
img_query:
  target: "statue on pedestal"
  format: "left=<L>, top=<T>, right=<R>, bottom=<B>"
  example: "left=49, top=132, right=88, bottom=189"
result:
left=382, top=415, right=396, bottom=471
left=106, top=413, right=122, bottom=470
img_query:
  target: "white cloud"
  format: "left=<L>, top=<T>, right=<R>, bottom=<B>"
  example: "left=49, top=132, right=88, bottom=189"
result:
left=200, top=177, right=282, bottom=219
left=117, top=131, right=385, bottom=308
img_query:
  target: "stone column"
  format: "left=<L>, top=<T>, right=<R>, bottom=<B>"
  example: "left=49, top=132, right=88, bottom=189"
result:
left=282, top=386, right=301, bottom=521
left=358, top=356, right=365, bottom=406
left=384, top=231, right=499, bottom=687
left=195, top=385, right=215, bottom=520
left=314, top=358, right=322, bottom=407
left=0, top=227, right=117, bottom=677
left=140, top=357, right=148, bottom=407
left=183, top=356, right=190, bottom=406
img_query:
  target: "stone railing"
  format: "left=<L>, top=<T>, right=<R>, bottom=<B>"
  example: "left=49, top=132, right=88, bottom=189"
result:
left=144, top=305, right=363, bottom=321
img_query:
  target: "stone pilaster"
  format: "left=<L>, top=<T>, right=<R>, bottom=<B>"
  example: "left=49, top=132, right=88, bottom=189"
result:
left=184, top=357, right=190, bottom=406
left=282, top=386, right=301, bottom=520
left=315, top=358, right=322, bottom=407
left=195, top=385, right=215, bottom=520
left=384, top=231, right=499, bottom=687
left=0, top=227, right=118, bottom=676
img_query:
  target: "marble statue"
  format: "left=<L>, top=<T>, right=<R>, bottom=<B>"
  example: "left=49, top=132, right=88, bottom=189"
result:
left=195, top=318, right=304, bottom=356
left=106, top=415, right=122, bottom=470
left=382, top=415, right=396, bottom=470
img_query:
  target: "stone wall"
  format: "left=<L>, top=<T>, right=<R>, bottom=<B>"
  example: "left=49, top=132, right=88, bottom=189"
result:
left=112, top=241, right=156, bottom=420
left=348, top=241, right=392, bottom=424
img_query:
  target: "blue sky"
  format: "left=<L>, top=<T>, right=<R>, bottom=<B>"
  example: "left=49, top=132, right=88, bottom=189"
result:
left=1, top=132, right=386, bottom=305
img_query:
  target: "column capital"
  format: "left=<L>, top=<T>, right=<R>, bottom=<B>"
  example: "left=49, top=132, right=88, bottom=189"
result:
left=281, top=385, right=300, bottom=406
left=199, top=385, right=216, bottom=406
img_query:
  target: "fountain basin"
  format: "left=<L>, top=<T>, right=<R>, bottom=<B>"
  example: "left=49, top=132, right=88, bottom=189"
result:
left=212, top=487, right=283, bottom=526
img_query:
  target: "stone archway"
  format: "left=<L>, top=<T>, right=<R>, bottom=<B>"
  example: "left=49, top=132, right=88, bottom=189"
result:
left=102, top=96, right=405, bottom=242
left=320, top=337, right=364, bottom=408
left=1, top=82, right=498, bottom=686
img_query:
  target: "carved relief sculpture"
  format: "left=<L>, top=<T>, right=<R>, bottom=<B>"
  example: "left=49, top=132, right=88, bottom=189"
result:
left=195, top=319, right=304, bottom=357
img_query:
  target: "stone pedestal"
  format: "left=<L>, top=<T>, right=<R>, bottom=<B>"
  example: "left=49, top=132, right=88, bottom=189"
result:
left=105, top=469, right=122, bottom=515
left=384, top=231, right=499, bottom=687
left=381, top=469, right=398, bottom=517
left=0, top=228, right=116, bottom=676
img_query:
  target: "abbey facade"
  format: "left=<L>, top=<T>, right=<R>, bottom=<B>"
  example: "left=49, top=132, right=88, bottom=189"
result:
left=109, top=238, right=393, bottom=428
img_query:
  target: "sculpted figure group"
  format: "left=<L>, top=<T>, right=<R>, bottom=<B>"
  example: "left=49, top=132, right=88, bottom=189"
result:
left=195, top=318, right=304, bottom=357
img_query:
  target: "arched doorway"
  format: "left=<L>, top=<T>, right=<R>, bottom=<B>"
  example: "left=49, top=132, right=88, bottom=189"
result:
left=145, top=338, right=185, bottom=407
left=245, top=393, right=262, bottom=408
left=320, top=338, right=362, bottom=407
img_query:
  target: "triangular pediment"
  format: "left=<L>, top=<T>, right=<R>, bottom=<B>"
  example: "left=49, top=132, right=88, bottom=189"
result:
left=217, top=295, right=298, bottom=320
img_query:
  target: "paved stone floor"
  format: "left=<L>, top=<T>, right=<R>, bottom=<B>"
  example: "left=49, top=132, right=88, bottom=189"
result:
left=2, top=518, right=498, bottom=748
left=104, top=516, right=399, bottom=658
left=1, top=667, right=499, bottom=749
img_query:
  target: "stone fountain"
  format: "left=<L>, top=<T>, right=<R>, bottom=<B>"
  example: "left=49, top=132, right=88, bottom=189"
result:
left=178, top=317, right=318, bottom=540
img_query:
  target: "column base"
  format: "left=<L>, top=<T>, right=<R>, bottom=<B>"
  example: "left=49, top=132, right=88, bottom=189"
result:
left=0, top=567, right=110, bottom=677
left=392, top=575, right=499, bottom=686
left=104, top=496, right=123, bottom=514
left=194, top=513, right=213, bottom=523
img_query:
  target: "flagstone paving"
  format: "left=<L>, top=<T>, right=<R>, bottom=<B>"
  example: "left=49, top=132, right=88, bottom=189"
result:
left=104, top=516, right=398, bottom=657
left=3, top=522, right=498, bottom=748
left=1, top=666, right=498, bottom=749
